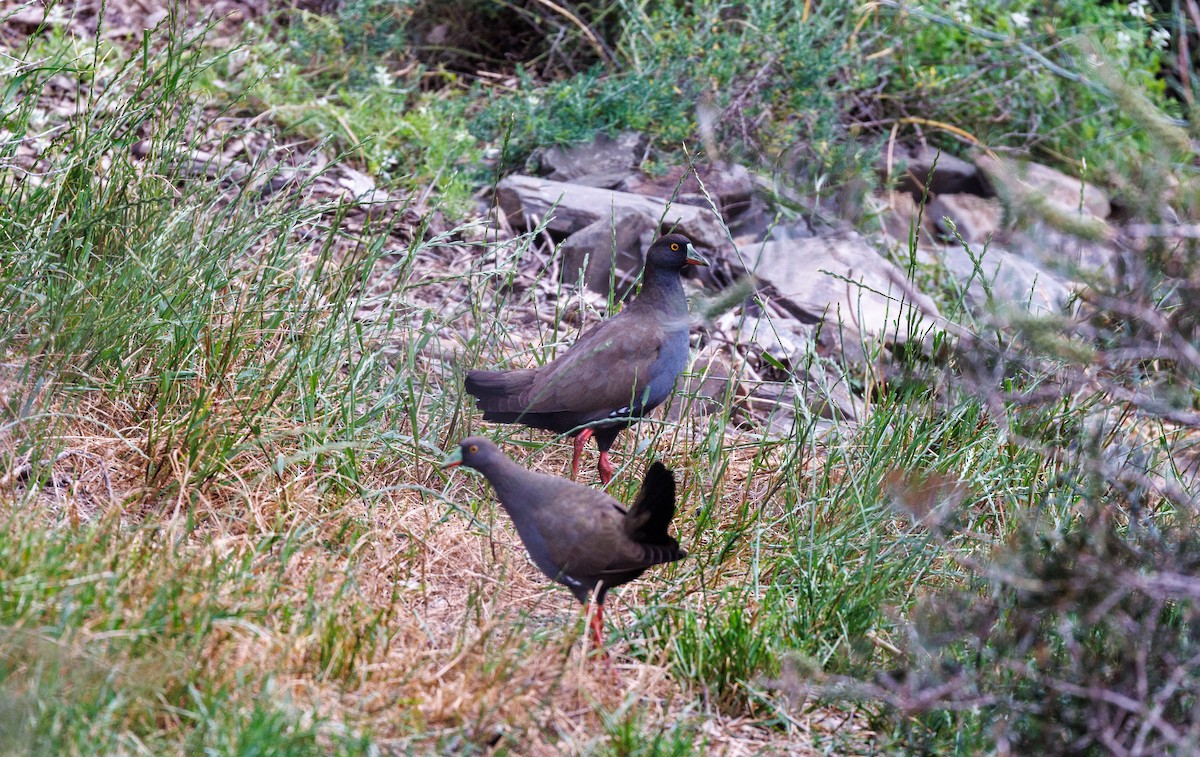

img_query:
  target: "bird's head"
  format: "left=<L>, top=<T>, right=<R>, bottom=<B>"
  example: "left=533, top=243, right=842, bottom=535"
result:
left=442, top=436, right=505, bottom=472
left=645, top=233, right=708, bottom=271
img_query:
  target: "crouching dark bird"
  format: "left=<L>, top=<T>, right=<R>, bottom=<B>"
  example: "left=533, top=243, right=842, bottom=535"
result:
left=464, top=233, right=708, bottom=484
left=443, top=436, right=687, bottom=651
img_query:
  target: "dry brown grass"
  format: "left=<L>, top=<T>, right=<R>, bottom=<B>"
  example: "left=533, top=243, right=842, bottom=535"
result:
left=0, top=233, right=873, bottom=753
left=0, top=6, right=885, bottom=753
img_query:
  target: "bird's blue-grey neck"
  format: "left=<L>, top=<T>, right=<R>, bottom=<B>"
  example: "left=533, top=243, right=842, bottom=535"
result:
left=472, top=454, right=538, bottom=514
left=633, top=263, right=688, bottom=316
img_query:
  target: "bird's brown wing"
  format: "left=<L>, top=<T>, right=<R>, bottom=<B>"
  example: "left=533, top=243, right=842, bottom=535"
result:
left=522, top=314, right=668, bottom=418
left=536, top=491, right=625, bottom=573
left=535, top=486, right=680, bottom=578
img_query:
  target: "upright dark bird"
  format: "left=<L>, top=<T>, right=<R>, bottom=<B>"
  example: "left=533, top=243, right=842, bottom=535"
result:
left=465, top=233, right=707, bottom=484
left=443, top=436, right=686, bottom=650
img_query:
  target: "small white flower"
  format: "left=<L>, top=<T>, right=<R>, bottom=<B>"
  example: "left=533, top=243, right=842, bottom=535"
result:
left=1010, top=11, right=1030, bottom=29
left=1150, top=27, right=1171, bottom=49
left=1115, top=30, right=1134, bottom=50
left=372, top=65, right=394, bottom=88
left=945, top=0, right=970, bottom=23
left=1127, top=0, right=1151, bottom=21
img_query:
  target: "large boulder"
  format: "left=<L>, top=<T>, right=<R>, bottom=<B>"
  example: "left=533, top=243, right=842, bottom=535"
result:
left=557, top=210, right=657, bottom=295
left=886, top=143, right=989, bottom=198
left=926, top=243, right=1076, bottom=316
left=533, top=131, right=647, bottom=187
left=975, top=154, right=1111, bottom=221
left=496, top=174, right=728, bottom=250
left=736, top=235, right=945, bottom=345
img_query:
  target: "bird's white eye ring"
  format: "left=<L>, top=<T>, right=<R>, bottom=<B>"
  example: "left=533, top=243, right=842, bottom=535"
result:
left=468, top=444, right=478, bottom=453
left=670, top=243, right=679, bottom=251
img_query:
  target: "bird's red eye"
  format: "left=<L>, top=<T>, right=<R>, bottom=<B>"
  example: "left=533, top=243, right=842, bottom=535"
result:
left=670, top=243, right=679, bottom=251
left=468, top=444, right=478, bottom=453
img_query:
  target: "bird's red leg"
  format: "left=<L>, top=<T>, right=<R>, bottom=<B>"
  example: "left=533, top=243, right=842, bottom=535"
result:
left=597, top=451, right=614, bottom=485
left=571, top=428, right=594, bottom=480
left=588, top=602, right=605, bottom=651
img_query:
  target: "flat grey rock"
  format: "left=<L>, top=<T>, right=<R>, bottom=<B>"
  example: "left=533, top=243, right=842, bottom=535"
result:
left=928, top=243, right=1075, bottom=316
left=928, top=194, right=1004, bottom=247
left=736, top=235, right=945, bottom=345
left=736, top=314, right=816, bottom=367
left=535, top=131, right=647, bottom=186
left=496, top=174, right=727, bottom=250
left=666, top=344, right=739, bottom=423
left=976, top=153, right=1111, bottom=221
left=740, top=374, right=861, bottom=431
left=558, top=210, right=656, bottom=295
left=887, top=143, right=987, bottom=198
left=1007, top=224, right=1119, bottom=278
left=617, top=162, right=753, bottom=221
left=876, top=190, right=938, bottom=248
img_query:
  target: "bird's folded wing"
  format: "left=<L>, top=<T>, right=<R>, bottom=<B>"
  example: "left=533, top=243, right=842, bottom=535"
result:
left=537, top=497, right=643, bottom=575
left=547, top=523, right=680, bottom=576
left=524, top=319, right=666, bottom=415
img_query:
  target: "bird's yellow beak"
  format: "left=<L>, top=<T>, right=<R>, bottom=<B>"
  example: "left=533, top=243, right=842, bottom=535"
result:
left=441, top=448, right=463, bottom=469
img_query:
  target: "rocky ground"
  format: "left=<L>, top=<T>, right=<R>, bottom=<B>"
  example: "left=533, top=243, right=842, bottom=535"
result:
left=465, top=131, right=1134, bottom=440
left=5, top=1, right=1144, bottom=451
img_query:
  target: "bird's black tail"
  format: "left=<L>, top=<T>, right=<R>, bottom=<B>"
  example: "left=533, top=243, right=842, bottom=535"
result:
left=624, top=462, right=683, bottom=558
left=464, top=369, right=538, bottom=420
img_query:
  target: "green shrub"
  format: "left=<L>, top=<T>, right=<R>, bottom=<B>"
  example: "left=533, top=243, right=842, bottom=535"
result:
left=285, top=0, right=415, bottom=86
left=881, top=0, right=1173, bottom=167
left=472, top=0, right=862, bottom=171
left=209, top=31, right=482, bottom=216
